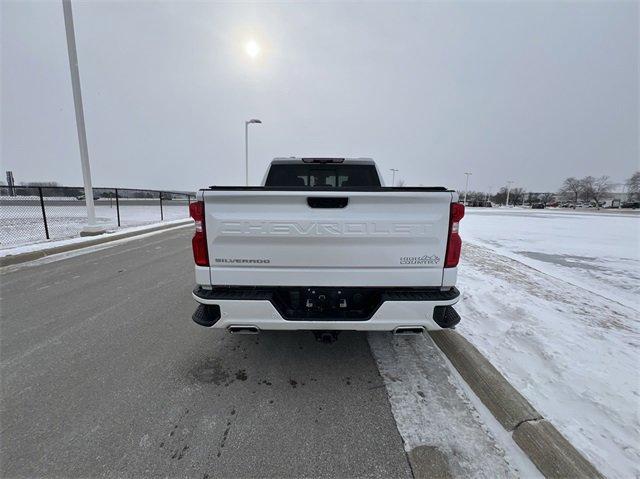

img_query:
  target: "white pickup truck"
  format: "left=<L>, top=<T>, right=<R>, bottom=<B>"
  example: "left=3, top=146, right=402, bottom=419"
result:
left=189, top=158, right=464, bottom=335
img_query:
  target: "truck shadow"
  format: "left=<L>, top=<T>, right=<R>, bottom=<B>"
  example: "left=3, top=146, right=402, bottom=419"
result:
left=188, top=329, right=387, bottom=391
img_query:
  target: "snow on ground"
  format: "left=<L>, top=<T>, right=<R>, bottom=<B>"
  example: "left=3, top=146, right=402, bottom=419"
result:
left=461, top=207, right=640, bottom=310
left=0, top=202, right=190, bottom=249
left=0, top=218, right=192, bottom=259
left=457, top=208, right=640, bottom=478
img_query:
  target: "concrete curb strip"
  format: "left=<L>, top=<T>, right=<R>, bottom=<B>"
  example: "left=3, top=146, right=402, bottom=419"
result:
left=513, top=419, right=604, bottom=479
left=0, top=220, right=192, bottom=267
left=429, top=329, right=603, bottom=478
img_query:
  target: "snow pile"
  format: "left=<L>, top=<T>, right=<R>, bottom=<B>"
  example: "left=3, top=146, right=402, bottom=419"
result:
left=457, top=208, right=639, bottom=478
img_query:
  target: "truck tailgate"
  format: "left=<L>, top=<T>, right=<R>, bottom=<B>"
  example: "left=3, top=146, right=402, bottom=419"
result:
left=202, top=189, right=453, bottom=287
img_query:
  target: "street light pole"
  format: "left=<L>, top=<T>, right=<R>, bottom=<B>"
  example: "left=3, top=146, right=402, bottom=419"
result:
left=389, top=168, right=398, bottom=187
left=62, top=0, right=103, bottom=234
left=464, top=172, right=472, bottom=205
left=244, top=119, right=262, bottom=186
left=506, top=180, right=514, bottom=207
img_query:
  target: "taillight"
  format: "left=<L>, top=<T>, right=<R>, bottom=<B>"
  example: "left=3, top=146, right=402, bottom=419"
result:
left=189, top=201, right=209, bottom=266
left=445, top=202, right=465, bottom=268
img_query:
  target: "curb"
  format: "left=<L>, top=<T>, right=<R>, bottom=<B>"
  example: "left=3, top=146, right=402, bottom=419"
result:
left=429, top=329, right=603, bottom=479
left=0, top=220, right=192, bottom=267
left=429, top=329, right=541, bottom=431
left=513, top=419, right=603, bottom=478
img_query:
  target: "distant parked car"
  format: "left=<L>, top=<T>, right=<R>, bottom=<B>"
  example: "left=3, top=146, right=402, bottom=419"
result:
left=622, top=201, right=640, bottom=209
left=76, top=194, right=101, bottom=201
left=468, top=200, right=492, bottom=207
left=531, top=203, right=545, bottom=209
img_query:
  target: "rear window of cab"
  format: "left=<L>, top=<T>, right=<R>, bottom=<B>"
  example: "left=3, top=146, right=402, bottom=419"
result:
left=265, top=164, right=381, bottom=188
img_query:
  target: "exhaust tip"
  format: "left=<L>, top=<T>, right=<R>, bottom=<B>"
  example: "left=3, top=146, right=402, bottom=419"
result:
left=393, top=326, right=425, bottom=335
left=227, top=326, right=259, bottom=335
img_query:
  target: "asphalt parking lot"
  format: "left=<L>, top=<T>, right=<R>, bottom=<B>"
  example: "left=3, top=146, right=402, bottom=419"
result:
left=0, top=228, right=413, bottom=478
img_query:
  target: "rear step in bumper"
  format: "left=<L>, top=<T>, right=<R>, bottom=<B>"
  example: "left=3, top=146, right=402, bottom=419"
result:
left=433, top=305, right=461, bottom=328
left=191, top=286, right=461, bottom=331
left=192, top=304, right=221, bottom=327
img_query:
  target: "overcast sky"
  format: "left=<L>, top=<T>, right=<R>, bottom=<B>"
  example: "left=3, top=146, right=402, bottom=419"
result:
left=1, top=1, right=638, bottom=192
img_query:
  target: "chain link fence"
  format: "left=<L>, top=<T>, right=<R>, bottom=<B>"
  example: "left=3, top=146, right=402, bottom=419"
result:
left=0, top=186, right=195, bottom=249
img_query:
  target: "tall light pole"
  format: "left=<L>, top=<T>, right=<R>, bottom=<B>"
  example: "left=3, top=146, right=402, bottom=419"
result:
left=464, top=172, right=472, bottom=205
left=505, top=180, right=514, bottom=207
left=245, top=119, right=262, bottom=186
left=63, top=0, right=103, bottom=235
left=389, top=168, right=398, bottom=187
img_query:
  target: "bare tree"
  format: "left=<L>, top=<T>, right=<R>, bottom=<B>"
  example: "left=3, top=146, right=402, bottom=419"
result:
left=558, top=177, right=583, bottom=207
left=396, top=178, right=406, bottom=187
left=581, top=176, right=613, bottom=209
left=509, top=187, right=526, bottom=206
left=626, top=171, right=640, bottom=202
left=474, top=191, right=487, bottom=203
left=538, top=192, right=555, bottom=206
left=526, top=192, right=540, bottom=205
left=464, top=191, right=482, bottom=204
left=491, top=187, right=508, bottom=205
left=456, top=189, right=481, bottom=202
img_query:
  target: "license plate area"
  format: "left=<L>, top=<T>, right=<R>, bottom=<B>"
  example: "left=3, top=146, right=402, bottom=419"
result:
left=273, top=287, right=382, bottom=321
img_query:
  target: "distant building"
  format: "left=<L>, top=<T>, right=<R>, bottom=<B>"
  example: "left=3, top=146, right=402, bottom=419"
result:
left=602, top=191, right=632, bottom=208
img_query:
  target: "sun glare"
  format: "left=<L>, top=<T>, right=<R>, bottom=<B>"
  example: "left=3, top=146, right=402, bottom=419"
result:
left=245, top=40, right=261, bottom=59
